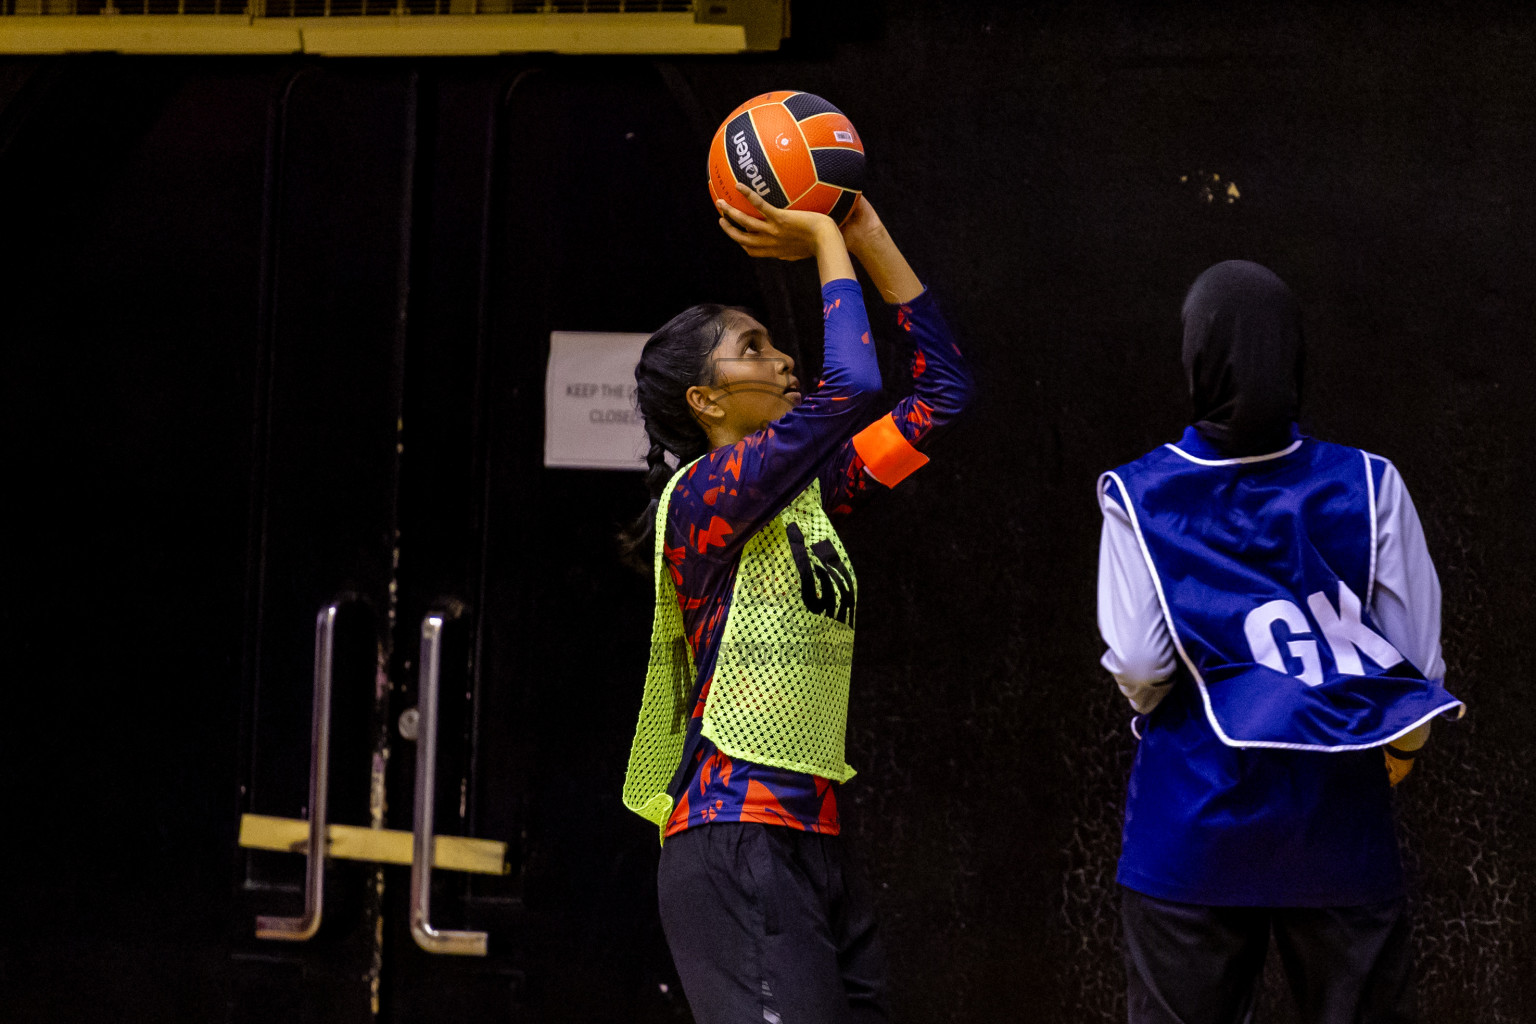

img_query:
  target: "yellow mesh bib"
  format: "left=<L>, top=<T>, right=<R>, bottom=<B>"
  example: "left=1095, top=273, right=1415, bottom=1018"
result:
left=622, top=463, right=858, bottom=835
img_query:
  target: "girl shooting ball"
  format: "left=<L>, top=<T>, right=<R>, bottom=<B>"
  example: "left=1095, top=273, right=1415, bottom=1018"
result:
left=621, top=182, right=972, bottom=1022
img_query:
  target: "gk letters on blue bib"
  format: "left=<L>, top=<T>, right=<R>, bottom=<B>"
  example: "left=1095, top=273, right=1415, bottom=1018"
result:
left=1102, top=436, right=1461, bottom=751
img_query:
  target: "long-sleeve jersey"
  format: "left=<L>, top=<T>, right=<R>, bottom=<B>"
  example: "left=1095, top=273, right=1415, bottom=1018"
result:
left=662, top=278, right=971, bottom=837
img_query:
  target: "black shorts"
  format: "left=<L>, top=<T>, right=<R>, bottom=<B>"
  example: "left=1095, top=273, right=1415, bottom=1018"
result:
left=657, top=823, right=890, bottom=1024
left=1121, top=886, right=1416, bottom=1024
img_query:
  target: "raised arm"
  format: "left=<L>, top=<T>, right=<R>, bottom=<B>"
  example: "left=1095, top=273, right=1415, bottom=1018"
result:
left=818, top=198, right=973, bottom=515
left=841, top=196, right=923, bottom=304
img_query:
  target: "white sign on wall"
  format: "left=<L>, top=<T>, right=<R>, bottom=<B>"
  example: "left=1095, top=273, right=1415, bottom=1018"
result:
left=544, top=330, right=651, bottom=470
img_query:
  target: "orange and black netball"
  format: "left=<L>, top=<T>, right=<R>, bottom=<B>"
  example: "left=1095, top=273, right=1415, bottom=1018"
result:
left=708, top=91, right=865, bottom=223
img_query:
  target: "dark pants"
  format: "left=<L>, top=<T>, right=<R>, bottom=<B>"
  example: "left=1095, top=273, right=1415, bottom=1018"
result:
left=1122, top=887, right=1416, bottom=1024
left=657, top=823, right=891, bottom=1024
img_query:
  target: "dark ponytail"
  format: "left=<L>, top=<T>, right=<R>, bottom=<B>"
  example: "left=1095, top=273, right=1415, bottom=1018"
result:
left=618, top=304, right=740, bottom=573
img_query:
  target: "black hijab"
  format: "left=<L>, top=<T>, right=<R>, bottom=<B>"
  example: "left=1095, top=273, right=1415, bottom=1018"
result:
left=1181, top=260, right=1304, bottom=457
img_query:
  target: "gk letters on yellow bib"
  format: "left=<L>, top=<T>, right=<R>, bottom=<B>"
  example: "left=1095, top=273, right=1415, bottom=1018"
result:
left=622, top=464, right=858, bottom=834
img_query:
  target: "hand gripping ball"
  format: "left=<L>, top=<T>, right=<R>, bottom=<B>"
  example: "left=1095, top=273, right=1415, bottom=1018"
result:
left=708, top=91, right=865, bottom=223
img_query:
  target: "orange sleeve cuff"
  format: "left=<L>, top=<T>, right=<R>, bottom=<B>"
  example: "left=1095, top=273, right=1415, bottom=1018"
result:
left=851, top=414, right=930, bottom=488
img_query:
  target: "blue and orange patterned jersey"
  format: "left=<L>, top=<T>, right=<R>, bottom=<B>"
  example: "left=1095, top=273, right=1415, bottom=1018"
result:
left=662, top=279, right=972, bottom=838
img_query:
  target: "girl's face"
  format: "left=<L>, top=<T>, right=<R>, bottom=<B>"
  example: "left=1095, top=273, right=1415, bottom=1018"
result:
left=699, top=314, right=802, bottom=441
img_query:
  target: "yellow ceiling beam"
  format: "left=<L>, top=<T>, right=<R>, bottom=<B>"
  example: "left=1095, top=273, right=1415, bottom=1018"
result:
left=0, top=14, right=299, bottom=52
left=306, top=12, right=747, bottom=55
left=0, top=11, right=752, bottom=55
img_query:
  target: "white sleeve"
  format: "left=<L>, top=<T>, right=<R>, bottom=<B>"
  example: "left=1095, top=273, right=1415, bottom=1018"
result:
left=1370, top=459, right=1446, bottom=682
left=1097, top=480, right=1178, bottom=714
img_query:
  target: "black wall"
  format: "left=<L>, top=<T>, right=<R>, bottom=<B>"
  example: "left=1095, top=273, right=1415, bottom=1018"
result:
left=3, top=2, right=1533, bottom=1021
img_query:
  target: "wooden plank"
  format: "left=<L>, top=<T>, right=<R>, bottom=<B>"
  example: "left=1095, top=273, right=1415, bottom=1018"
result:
left=238, top=813, right=509, bottom=875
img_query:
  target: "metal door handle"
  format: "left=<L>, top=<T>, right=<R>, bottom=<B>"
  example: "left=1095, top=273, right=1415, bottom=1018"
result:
left=410, top=613, right=488, bottom=956
left=256, top=602, right=338, bottom=941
